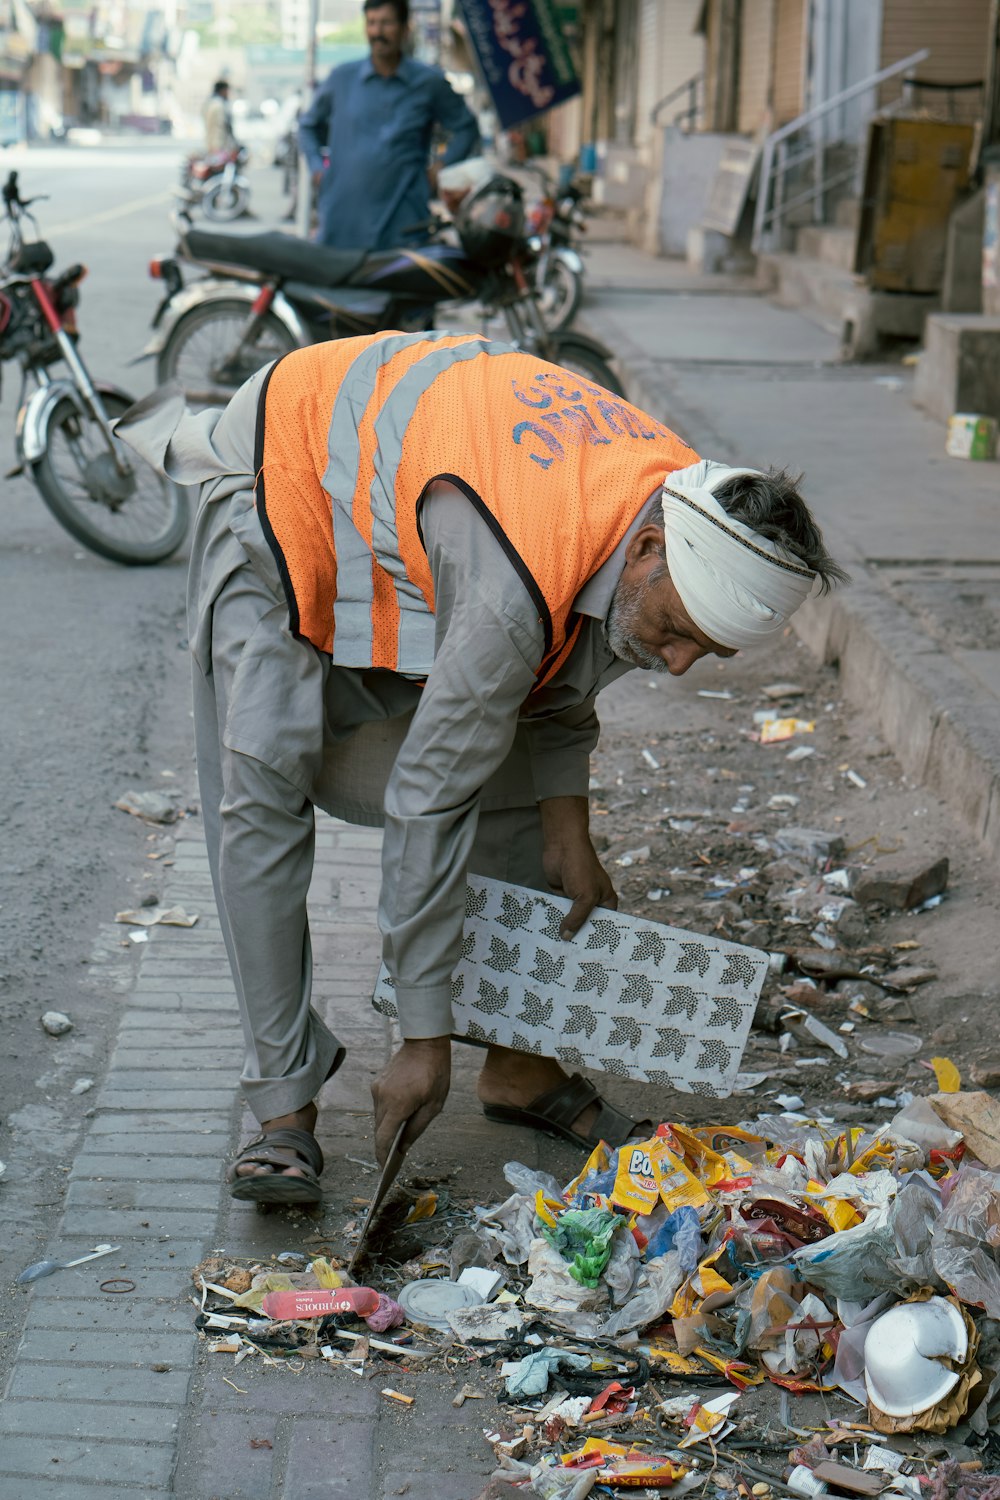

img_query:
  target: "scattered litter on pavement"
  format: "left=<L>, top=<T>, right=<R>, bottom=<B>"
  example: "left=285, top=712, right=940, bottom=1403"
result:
left=113, top=789, right=181, bottom=824
left=40, top=1010, right=72, bottom=1036
left=18, top=1242, right=120, bottom=1284
left=70, top=1077, right=94, bottom=1095
left=757, top=717, right=815, bottom=745
left=114, top=905, right=200, bottom=927
left=177, top=659, right=1000, bottom=1491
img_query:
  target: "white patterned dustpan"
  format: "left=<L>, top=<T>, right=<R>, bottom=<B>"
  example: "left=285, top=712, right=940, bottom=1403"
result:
left=371, top=876, right=767, bottom=1097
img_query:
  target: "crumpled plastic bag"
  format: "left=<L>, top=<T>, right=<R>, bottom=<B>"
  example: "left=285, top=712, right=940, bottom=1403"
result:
left=542, top=1208, right=621, bottom=1288
left=524, top=1239, right=611, bottom=1323
left=475, top=1192, right=537, bottom=1266
left=529, top=1457, right=598, bottom=1499
left=793, top=1200, right=898, bottom=1301
left=931, top=1166, right=1000, bottom=1318
left=504, top=1161, right=566, bottom=1200
left=602, top=1225, right=641, bottom=1306
left=503, top=1346, right=592, bottom=1398
left=641, top=1204, right=702, bottom=1274
left=595, top=1250, right=683, bottom=1340
left=892, top=1097, right=965, bottom=1155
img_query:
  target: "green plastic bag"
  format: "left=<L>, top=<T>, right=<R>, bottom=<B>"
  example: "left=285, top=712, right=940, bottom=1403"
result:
left=542, top=1207, right=622, bottom=1288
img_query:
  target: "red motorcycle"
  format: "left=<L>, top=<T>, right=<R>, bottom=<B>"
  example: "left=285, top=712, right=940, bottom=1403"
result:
left=1, top=172, right=187, bottom=564
left=179, top=145, right=251, bottom=223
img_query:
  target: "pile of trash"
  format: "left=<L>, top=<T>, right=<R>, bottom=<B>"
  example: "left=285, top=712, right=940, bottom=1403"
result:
left=192, top=1088, right=1000, bottom=1496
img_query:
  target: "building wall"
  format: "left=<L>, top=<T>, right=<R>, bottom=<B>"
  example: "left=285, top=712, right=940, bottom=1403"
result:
left=737, top=0, right=774, bottom=134
left=771, top=0, right=806, bottom=124
left=879, top=0, right=989, bottom=121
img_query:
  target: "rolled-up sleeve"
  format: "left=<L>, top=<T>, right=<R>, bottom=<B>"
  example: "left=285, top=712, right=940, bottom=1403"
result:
left=378, top=495, right=543, bottom=1037
left=298, top=76, right=333, bottom=175
left=522, top=698, right=599, bottom=801
left=435, top=75, right=479, bottom=165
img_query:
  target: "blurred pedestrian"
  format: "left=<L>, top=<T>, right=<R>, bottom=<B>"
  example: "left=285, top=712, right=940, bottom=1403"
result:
left=298, top=0, right=479, bottom=250
left=203, top=78, right=235, bottom=156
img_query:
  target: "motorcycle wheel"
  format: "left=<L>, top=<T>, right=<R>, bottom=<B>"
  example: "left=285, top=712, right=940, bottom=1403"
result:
left=32, top=393, right=189, bottom=565
left=544, top=335, right=627, bottom=399
left=536, top=255, right=583, bottom=333
left=157, top=299, right=300, bottom=403
left=202, top=178, right=250, bottom=222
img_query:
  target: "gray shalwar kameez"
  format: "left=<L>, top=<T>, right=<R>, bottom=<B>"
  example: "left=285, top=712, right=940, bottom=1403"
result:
left=116, top=371, right=646, bottom=1123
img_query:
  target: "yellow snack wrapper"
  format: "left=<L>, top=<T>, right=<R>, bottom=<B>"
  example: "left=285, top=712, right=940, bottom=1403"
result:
left=931, top=1056, right=962, bottom=1093
left=669, top=1123, right=754, bottom=1185
left=693, top=1348, right=766, bottom=1387
left=308, top=1257, right=344, bottom=1290
left=534, top=1190, right=564, bottom=1231
left=657, top=1148, right=712, bottom=1211
left=807, top=1187, right=861, bottom=1233
left=562, top=1438, right=627, bottom=1466
left=611, top=1136, right=669, bottom=1215
left=563, top=1139, right=612, bottom=1202
left=670, top=1246, right=732, bottom=1317
left=849, top=1139, right=896, bottom=1175
left=599, top=1454, right=688, bottom=1486
left=760, top=717, right=815, bottom=744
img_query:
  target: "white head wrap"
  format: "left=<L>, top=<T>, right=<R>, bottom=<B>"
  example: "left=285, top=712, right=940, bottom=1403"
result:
left=661, top=459, right=817, bottom=650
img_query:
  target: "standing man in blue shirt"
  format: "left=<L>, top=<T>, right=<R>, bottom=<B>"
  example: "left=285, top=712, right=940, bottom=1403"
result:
left=298, top=0, right=480, bottom=250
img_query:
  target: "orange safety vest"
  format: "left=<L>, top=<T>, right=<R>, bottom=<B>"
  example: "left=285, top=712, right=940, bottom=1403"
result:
left=255, top=331, right=699, bottom=687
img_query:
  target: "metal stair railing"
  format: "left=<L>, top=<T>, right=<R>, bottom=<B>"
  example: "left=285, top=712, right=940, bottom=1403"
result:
left=651, top=73, right=703, bottom=132
left=751, top=48, right=930, bottom=254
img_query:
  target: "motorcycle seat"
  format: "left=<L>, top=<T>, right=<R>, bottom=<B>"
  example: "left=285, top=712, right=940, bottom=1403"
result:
left=182, top=228, right=368, bottom=287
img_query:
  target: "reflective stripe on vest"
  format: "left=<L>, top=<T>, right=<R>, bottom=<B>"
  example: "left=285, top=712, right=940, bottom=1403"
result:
left=255, top=332, right=700, bottom=681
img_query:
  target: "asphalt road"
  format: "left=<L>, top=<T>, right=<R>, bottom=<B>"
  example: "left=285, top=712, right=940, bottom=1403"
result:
left=0, top=142, right=203, bottom=1335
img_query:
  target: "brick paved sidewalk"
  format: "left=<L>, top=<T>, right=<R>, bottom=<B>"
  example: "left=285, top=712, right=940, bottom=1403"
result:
left=0, top=811, right=580, bottom=1499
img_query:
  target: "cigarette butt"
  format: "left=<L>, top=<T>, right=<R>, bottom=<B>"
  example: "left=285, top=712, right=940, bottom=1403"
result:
left=382, top=1389, right=414, bottom=1406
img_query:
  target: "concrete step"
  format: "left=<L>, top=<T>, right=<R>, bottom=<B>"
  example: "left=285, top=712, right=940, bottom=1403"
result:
left=796, top=222, right=857, bottom=272
left=757, top=249, right=855, bottom=335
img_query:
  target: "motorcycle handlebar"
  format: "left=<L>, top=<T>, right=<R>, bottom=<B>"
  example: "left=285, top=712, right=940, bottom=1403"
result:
left=2, top=171, right=49, bottom=214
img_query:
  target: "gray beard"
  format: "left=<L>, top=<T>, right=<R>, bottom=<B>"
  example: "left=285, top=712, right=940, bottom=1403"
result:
left=606, top=575, right=671, bottom=674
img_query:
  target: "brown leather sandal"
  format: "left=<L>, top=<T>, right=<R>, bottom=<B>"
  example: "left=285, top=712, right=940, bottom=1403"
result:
left=482, top=1072, right=648, bottom=1150
left=225, top=1127, right=324, bottom=1205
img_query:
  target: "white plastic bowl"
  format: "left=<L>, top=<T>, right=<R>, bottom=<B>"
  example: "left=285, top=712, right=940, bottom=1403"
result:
left=864, top=1297, right=968, bottom=1418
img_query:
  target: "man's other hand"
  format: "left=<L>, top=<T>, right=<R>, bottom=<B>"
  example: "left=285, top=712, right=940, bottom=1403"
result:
left=540, top=794, right=618, bottom=940
left=371, top=1036, right=451, bottom=1166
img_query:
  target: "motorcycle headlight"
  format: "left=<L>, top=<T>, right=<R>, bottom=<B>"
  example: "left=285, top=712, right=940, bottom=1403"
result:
left=525, top=235, right=543, bottom=254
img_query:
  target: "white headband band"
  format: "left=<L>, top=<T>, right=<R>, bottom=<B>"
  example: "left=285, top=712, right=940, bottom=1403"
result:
left=660, top=460, right=817, bottom=650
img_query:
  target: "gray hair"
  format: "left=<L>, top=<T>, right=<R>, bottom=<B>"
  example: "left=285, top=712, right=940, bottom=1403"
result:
left=644, top=467, right=848, bottom=594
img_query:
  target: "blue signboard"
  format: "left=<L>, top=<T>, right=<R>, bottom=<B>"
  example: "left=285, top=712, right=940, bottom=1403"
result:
left=458, top=0, right=579, bottom=129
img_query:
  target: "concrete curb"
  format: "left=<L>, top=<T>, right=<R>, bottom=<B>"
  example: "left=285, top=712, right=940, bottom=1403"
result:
left=585, top=301, right=1000, bottom=867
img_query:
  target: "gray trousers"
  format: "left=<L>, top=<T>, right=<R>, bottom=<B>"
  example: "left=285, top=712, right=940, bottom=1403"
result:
left=193, top=554, right=548, bottom=1124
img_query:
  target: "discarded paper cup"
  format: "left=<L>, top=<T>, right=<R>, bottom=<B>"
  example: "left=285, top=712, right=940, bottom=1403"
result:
left=397, top=1279, right=483, bottom=1331
left=857, top=1030, right=923, bottom=1059
left=864, top=1297, right=968, bottom=1417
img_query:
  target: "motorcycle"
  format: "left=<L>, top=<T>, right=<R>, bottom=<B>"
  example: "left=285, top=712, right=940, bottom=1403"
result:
left=178, top=145, right=251, bottom=223
left=141, top=176, right=624, bottom=405
left=1, top=172, right=188, bottom=565
left=522, top=165, right=588, bottom=333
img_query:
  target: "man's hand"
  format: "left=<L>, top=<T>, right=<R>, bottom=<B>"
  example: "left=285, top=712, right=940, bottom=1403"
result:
left=540, top=794, right=618, bottom=940
left=371, top=1036, right=451, bottom=1166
